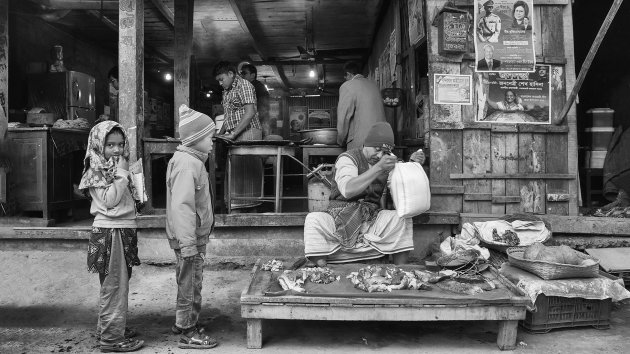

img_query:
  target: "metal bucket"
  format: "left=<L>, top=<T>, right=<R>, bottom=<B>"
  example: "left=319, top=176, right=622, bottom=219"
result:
left=307, top=173, right=332, bottom=212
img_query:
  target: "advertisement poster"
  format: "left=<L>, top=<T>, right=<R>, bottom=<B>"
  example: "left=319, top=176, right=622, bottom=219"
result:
left=434, top=74, right=473, bottom=105
left=308, top=109, right=332, bottom=129
left=289, top=106, right=307, bottom=133
left=476, top=65, right=551, bottom=124
left=408, top=0, right=425, bottom=46
left=474, top=0, right=535, bottom=72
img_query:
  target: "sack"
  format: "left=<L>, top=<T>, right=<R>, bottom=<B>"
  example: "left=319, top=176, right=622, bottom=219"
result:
left=390, top=162, right=430, bottom=218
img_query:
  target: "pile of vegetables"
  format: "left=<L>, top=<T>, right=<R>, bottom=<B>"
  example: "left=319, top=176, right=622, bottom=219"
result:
left=346, top=265, right=434, bottom=293
left=277, top=267, right=340, bottom=292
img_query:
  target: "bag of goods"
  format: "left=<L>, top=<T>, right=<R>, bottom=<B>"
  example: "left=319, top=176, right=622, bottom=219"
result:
left=389, top=162, right=430, bottom=218
left=522, top=243, right=594, bottom=266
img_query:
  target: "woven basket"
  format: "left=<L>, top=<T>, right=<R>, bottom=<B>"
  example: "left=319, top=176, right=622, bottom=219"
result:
left=507, top=247, right=600, bottom=280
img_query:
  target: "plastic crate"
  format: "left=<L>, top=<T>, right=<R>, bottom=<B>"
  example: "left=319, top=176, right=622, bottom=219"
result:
left=521, top=294, right=612, bottom=333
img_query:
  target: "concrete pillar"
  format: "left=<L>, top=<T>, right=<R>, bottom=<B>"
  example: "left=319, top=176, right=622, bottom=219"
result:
left=0, top=0, right=8, bottom=142
left=174, top=0, right=194, bottom=137
left=119, top=0, right=144, bottom=163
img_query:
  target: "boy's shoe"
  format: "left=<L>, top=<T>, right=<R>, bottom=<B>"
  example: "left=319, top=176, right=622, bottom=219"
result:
left=100, top=338, right=144, bottom=352
left=178, top=328, right=218, bottom=349
left=171, top=323, right=202, bottom=335
left=96, top=327, right=137, bottom=341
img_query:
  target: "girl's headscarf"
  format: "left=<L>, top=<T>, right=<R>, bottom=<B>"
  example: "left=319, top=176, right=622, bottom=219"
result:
left=78, top=121, right=131, bottom=190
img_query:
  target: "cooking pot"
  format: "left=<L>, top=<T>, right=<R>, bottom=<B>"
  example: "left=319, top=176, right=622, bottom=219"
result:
left=299, top=128, right=338, bottom=145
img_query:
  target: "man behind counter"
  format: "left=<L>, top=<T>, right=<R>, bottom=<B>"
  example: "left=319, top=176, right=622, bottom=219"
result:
left=240, top=64, right=270, bottom=137
left=337, top=61, right=386, bottom=150
left=303, top=122, right=425, bottom=267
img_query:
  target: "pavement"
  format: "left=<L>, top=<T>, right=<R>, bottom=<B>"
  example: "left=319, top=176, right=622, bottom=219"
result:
left=1, top=249, right=629, bottom=354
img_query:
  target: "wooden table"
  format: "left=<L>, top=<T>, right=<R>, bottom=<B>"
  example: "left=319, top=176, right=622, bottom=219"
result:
left=241, top=261, right=529, bottom=350
left=227, top=145, right=296, bottom=213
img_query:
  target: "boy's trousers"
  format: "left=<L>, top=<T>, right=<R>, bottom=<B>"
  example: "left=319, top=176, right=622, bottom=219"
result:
left=174, top=249, right=205, bottom=330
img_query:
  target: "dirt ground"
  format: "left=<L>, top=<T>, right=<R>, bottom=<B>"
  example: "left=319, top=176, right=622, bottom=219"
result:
left=1, top=249, right=629, bottom=354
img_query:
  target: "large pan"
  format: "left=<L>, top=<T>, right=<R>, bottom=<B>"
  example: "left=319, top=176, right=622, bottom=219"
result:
left=298, top=128, right=338, bottom=145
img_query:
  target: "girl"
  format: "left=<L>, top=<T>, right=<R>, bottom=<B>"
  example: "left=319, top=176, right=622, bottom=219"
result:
left=79, top=121, right=144, bottom=352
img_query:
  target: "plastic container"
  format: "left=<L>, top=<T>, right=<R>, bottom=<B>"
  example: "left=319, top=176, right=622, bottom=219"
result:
left=585, top=150, right=607, bottom=168
left=585, top=127, right=615, bottom=151
left=307, top=177, right=331, bottom=212
left=521, top=294, right=612, bottom=333
left=586, top=108, right=614, bottom=127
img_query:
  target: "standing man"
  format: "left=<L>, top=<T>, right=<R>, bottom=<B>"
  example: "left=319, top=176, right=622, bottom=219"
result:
left=477, top=0, right=501, bottom=43
left=214, top=61, right=263, bottom=211
left=337, top=61, right=386, bottom=150
left=240, top=64, right=270, bottom=137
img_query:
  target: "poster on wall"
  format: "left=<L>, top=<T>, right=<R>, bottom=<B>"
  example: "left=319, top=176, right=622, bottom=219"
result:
left=408, top=0, right=425, bottom=46
left=476, top=65, right=551, bottom=124
left=289, top=106, right=307, bottom=133
left=434, top=74, right=473, bottom=105
left=307, top=109, right=332, bottom=129
left=474, top=0, right=535, bottom=72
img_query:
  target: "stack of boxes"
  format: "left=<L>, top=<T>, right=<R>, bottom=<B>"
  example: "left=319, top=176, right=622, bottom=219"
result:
left=585, top=108, right=615, bottom=168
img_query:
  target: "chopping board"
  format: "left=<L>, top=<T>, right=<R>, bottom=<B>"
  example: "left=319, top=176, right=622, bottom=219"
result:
left=585, top=248, right=630, bottom=272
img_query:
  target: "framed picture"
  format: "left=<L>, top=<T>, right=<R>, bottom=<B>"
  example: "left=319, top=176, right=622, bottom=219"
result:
left=307, top=109, right=332, bottom=129
left=289, top=106, right=307, bottom=133
left=434, top=74, right=473, bottom=105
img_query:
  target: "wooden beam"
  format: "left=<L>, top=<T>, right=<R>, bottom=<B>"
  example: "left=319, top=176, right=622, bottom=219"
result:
left=85, top=9, right=172, bottom=64
left=149, top=0, right=174, bottom=26
left=174, top=0, right=194, bottom=138
left=118, top=0, right=144, bottom=163
left=253, top=59, right=347, bottom=66
left=30, top=0, right=118, bottom=10
left=450, top=0, right=569, bottom=6
left=0, top=0, right=8, bottom=142
left=556, top=0, right=624, bottom=124
left=229, top=0, right=288, bottom=89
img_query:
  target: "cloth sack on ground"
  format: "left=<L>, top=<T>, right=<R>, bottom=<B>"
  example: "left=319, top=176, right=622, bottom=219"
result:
left=389, top=162, right=430, bottom=218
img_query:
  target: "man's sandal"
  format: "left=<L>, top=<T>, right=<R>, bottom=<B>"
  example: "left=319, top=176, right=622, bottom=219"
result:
left=96, top=327, right=137, bottom=341
left=178, top=331, right=218, bottom=349
left=100, top=338, right=144, bottom=352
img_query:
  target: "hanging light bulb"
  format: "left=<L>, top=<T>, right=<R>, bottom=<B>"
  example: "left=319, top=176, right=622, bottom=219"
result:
left=309, top=69, right=316, bottom=78
left=164, top=73, right=173, bottom=81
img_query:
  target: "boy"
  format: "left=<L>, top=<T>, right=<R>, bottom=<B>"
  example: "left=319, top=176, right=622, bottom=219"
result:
left=166, top=105, right=218, bottom=349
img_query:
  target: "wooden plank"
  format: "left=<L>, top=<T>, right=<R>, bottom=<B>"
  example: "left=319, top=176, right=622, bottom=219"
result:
left=533, top=6, right=543, bottom=57
left=492, top=196, right=521, bottom=204
left=430, top=130, right=463, bottom=212
left=431, top=185, right=465, bottom=195
left=519, top=133, right=546, bottom=214
left=460, top=61, right=475, bottom=123
left=518, top=125, right=568, bottom=133
left=491, top=132, right=507, bottom=214
left=541, top=6, right=565, bottom=60
left=450, top=173, right=573, bottom=179
left=505, top=132, right=520, bottom=214
left=463, top=129, right=492, bottom=213
left=173, top=0, right=194, bottom=138
left=562, top=1, right=579, bottom=215
left=118, top=0, right=144, bottom=163
left=464, top=193, right=492, bottom=201
left=546, top=193, right=570, bottom=202
left=546, top=121, right=569, bottom=214
left=491, top=125, right=517, bottom=133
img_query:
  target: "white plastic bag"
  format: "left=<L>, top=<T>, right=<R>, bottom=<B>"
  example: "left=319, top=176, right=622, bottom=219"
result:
left=389, top=162, right=430, bottom=218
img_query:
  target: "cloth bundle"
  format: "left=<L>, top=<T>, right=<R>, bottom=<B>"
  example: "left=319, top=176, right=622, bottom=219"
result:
left=389, top=162, right=431, bottom=218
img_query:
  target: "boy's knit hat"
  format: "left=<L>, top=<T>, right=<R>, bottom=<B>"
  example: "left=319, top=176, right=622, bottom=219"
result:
left=179, top=104, right=215, bottom=146
left=364, top=122, right=394, bottom=151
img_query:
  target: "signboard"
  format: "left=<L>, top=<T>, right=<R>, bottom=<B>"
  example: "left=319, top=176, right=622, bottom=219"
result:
left=474, top=0, right=536, bottom=72
left=476, top=65, right=551, bottom=124
left=439, top=12, right=469, bottom=54
left=434, top=74, right=473, bottom=105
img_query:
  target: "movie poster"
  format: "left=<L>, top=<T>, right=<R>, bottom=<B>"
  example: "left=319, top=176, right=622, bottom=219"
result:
left=289, top=106, right=307, bottom=133
left=476, top=65, right=551, bottom=124
left=434, top=74, right=473, bottom=105
left=474, top=0, right=535, bottom=72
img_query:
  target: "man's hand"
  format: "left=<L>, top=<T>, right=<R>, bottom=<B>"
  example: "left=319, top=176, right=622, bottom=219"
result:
left=375, top=154, right=397, bottom=173
left=410, top=149, right=426, bottom=164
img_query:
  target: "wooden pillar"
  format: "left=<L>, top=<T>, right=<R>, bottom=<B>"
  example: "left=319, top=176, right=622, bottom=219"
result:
left=119, top=0, right=144, bottom=163
left=0, top=0, right=8, bottom=142
left=174, top=0, right=194, bottom=138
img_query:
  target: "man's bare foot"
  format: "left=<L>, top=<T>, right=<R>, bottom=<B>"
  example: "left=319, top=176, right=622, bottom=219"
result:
left=392, top=251, right=409, bottom=265
left=305, top=257, right=327, bottom=267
